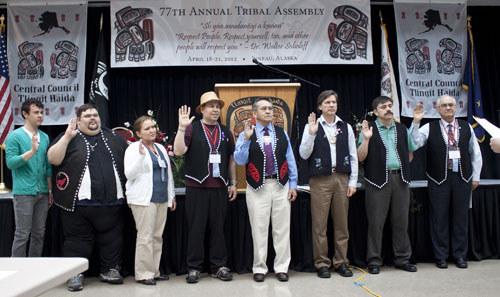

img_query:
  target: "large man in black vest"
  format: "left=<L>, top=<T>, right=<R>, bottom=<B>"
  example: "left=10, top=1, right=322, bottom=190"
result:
left=357, top=96, right=418, bottom=274
left=411, top=95, right=482, bottom=269
left=173, top=91, right=237, bottom=283
left=299, top=90, right=358, bottom=278
left=234, top=98, right=298, bottom=282
left=47, top=104, right=128, bottom=291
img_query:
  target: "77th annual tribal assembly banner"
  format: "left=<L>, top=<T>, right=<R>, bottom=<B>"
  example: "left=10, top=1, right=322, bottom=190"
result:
left=7, top=3, right=87, bottom=125
left=111, top=0, right=372, bottom=67
left=395, top=0, right=467, bottom=118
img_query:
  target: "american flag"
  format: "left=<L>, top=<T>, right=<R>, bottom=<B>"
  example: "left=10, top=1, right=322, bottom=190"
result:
left=0, top=25, right=13, bottom=148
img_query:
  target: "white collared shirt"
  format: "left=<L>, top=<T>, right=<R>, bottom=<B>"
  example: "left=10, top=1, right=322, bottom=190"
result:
left=409, top=118, right=482, bottom=181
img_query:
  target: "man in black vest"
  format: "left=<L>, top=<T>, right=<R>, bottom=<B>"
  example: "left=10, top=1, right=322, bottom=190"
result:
left=299, top=90, right=358, bottom=278
left=357, top=96, right=418, bottom=274
left=411, top=95, right=482, bottom=269
left=48, top=104, right=128, bottom=291
left=234, top=98, right=298, bottom=282
left=173, top=91, right=237, bottom=283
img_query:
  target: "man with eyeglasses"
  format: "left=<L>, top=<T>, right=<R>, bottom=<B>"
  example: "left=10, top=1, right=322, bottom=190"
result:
left=234, top=98, right=298, bottom=282
left=410, top=94, right=482, bottom=269
left=48, top=104, right=128, bottom=291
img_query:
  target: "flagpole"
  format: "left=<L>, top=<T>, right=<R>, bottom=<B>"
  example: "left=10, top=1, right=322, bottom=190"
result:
left=0, top=14, right=11, bottom=193
left=99, top=13, right=103, bottom=32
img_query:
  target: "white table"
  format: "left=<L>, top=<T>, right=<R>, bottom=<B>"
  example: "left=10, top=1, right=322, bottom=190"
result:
left=0, top=257, right=88, bottom=297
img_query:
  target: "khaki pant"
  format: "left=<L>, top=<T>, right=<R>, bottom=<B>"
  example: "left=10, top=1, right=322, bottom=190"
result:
left=310, top=173, right=349, bottom=269
left=130, top=203, right=168, bottom=280
left=246, top=180, right=291, bottom=274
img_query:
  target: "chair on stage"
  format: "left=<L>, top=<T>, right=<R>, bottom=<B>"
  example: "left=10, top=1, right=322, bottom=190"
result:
left=112, top=127, right=134, bottom=143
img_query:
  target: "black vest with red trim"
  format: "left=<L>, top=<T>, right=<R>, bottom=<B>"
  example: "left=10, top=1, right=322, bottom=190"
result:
left=184, top=120, right=231, bottom=185
left=246, top=125, right=289, bottom=190
left=426, top=119, right=472, bottom=184
left=363, top=121, right=411, bottom=188
left=307, top=121, right=351, bottom=176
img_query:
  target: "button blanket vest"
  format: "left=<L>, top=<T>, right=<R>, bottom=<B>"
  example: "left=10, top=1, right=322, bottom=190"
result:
left=246, top=125, right=289, bottom=190
left=184, top=120, right=231, bottom=185
left=307, top=121, right=351, bottom=177
left=363, top=121, right=410, bottom=189
left=51, top=128, right=126, bottom=212
left=426, top=119, right=472, bottom=184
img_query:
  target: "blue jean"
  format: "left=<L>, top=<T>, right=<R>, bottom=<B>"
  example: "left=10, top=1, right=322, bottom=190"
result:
left=11, top=194, right=49, bottom=257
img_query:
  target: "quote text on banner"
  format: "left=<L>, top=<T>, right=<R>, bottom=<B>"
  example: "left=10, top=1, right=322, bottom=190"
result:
left=111, top=0, right=372, bottom=67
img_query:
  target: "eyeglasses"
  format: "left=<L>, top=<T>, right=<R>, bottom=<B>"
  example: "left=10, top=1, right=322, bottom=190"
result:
left=439, top=103, right=456, bottom=108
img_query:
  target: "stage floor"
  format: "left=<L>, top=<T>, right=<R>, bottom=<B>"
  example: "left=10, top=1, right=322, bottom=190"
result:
left=41, top=260, right=500, bottom=297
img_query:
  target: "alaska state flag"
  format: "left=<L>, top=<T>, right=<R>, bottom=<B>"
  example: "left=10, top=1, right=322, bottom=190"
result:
left=463, top=25, right=485, bottom=143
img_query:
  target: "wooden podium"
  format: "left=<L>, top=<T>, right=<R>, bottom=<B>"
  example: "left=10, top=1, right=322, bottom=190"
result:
left=214, top=83, right=301, bottom=191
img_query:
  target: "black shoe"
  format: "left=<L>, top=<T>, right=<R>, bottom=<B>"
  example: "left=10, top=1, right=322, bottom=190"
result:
left=186, top=270, right=200, bottom=283
left=253, top=273, right=265, bottom=282
left=211, top=266, right=232, bottom=281
left=99, top=268, right=124, bottom=284
left=155, top=274, right=170, bottom=281
left=436, top=259, right=448, bottom=269
left=67, top=274, right=84, bottom=291
left=335, top=264, right=353, bottom=277
left=276, top=272, right=289, bottom=282
left=455, top=258, right=468, bottom=268
left=138, top=279, right=156, bottom=285
left=395, top=263, right=417, bottom=272
left=317, top=266, right=331, bottom=278
left=367, top=265, right=380, bottom=274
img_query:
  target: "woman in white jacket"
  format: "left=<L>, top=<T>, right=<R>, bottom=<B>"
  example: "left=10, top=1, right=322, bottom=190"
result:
left=125, top=116, right=176, bottom=285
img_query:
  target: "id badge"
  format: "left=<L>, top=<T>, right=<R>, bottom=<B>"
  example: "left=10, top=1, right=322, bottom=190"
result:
left=262, top=135, right=272, bottom=145
left=158, top=159, right=167, bottom=168
left=449, top=150, right=461, bottom=159
left=210, top=153, right=221, bottom=164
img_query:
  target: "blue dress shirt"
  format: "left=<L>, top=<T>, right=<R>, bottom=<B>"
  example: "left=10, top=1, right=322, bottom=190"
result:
left=234, top=122, right=298, bottom=189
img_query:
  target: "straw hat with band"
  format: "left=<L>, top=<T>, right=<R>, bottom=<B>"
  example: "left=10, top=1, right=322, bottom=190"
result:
left=196, top=91, right=225, bottom=114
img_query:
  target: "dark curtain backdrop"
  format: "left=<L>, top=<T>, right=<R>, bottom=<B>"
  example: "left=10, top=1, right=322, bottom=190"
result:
left=2, top=5, right=500, bottom=186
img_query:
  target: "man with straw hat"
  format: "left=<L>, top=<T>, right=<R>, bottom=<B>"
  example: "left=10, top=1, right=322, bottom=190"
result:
left=174, top=91, right=237, bottom=283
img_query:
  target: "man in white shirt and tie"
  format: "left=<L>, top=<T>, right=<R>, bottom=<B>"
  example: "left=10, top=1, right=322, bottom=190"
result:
left=410, top=94, right=482, bottom=269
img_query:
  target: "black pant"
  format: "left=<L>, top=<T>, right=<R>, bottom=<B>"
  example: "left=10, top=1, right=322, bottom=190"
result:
left=61, top=205, right=124, bottom=272
left=185, top=187, right=228, bottom=273
left=365, top=173, right=412, bottom=266
left=428, top=171, right=471, bottom=260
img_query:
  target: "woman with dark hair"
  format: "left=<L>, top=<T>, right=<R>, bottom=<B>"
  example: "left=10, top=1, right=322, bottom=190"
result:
left=124, top=116, right=176, bottom=285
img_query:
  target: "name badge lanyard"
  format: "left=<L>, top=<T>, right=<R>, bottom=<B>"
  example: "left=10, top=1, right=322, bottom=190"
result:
left=203, top=123, right=222, bottom=178
left=151, top=143, right=167, bottom=182
left=202, top=123, right=219, bottom=153
left=440, top=120, right=457, bottom=147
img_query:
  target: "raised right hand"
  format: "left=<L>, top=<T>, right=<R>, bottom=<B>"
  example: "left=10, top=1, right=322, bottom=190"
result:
left=178, top=105, right=195, bottom=129
left=413, top=103, right=426, bottom=123
left=307, top=112, right=319, bottom=135
left=243, top=119, right=255, bottom=140
left=361, top=120, right=373, bottom=140
left=65, top=118, right=77, bottom=139
left=31, top=132, right=39, bottom=153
